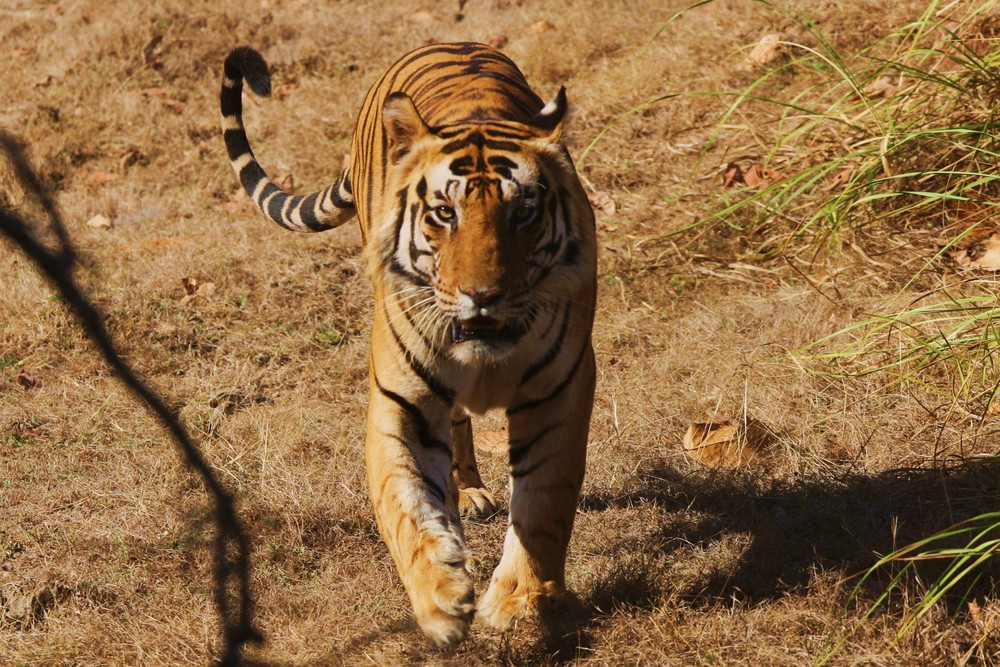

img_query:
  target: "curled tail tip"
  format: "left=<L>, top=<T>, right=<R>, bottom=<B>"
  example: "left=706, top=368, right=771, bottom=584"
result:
left=224, top=46, right=272, bottom=97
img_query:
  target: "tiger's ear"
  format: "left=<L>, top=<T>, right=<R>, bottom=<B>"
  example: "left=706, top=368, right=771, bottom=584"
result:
left=530, top=86, right=567, bottom=142
left=383, top=93, right=431, bottom=163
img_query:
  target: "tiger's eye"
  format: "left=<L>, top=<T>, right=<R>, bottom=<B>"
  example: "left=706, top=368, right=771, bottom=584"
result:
left=512, top=204, right=535, bottom=222
left=434, top=205, right=456, bottom=222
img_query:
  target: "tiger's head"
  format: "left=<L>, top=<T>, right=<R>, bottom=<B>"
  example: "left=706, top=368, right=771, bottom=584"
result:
left=374, top=90, right=594, bottom=365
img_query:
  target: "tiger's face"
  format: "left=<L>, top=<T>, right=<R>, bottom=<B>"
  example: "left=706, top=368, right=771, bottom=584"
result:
left=376, top=94, right=587, bottom=365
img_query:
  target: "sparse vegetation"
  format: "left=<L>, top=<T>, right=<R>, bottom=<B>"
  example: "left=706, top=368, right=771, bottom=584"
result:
left=2, top=0, right=998, bottom=665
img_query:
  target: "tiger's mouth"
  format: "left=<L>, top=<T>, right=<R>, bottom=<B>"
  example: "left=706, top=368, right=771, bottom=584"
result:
left=450, top=316, right=519, bottom=344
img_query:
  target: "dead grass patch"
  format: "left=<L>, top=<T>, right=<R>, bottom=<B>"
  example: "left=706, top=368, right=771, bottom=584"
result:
left=3, top=0, right=999, bottom=664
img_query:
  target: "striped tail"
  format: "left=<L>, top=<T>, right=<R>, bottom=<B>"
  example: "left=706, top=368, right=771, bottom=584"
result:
left=220, top=46, right=355, bottom=233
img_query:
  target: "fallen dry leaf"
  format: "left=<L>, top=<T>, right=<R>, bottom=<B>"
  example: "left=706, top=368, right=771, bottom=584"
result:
left=476, top=428, right=508, bottom=455
left=273, top=82, right=299, bottom=101
left=747, top=33, right=785, bottom=67
left=588, top=189, right=616, bottom=215
left=722, top=162, right=778, bottom=189
left=743, top=162, right=779, bottom=187
left=2, top=583, right=70, bottom=630
left=16, top=371, right=37, bottom=390
left=949, top=233, right=1000, bottom=271
left=222, top=189, right=250, bottom=214
left=121, top=236, right=196, bottom=254
left=523, top=20, right=556, bottom=35
left=682, top=418, right=777, bottom=467
left=722, top=162, right=744, bottom=189
left=969, top=600, right=983, bottom=626
left=181, top=276, right=200, bottom=295
left=484, top=34, right=509, bottom=49
left=863, top=75, right=899, bottom=99
left=85, top=214, right=113, bottom=229
left=85, top=172, right=120, bottom=187
left=179, top=278, right=216, bottom=304
left=119, top=148, right=145, bottom=170
left=278, top=173, right=295, bottom=192
left=162, top=99, right=186, bottom=113
left=822, top=166, right=855, bottom=193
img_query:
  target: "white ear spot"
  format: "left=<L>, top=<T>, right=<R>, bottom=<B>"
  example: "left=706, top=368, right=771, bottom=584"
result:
left=539, top=98, right=560, bottom=116
left=531, top=86, right=567, bottom=136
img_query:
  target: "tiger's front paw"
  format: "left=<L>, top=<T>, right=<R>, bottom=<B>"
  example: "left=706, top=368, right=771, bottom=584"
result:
left=477, top=578, right=579, bottom=631
left=409, top=538, right=476, bottom=646
left=458, top=487, right=499, bottom=520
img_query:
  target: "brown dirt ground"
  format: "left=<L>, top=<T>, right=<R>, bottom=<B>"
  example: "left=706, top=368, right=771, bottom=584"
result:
left=2, top=0, right=999, bottom=665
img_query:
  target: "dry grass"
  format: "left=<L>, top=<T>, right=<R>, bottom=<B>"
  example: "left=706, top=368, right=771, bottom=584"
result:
left=2, top=0, right=999, bottom=664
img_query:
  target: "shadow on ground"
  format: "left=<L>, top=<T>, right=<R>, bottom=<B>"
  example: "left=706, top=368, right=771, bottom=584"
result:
left=582, top=455, right=1000, bottom=608
left=296, top=455, right=1000, bottom=665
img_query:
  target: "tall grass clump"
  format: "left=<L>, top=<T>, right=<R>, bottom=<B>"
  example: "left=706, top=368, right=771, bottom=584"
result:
left=674, top=1, right=1000, bottom=655
left=820, top=508, right=1000, bottom=665
left=620, top=0, right=1000, bottom=416
left=616, top=0, right=1000, bottom=419
left=797, top=282, right=1000, bottom=418
left=692, top=1, right=1000, bottom=256
left=630, top=0, right=1000, bottom=656
left=736, top=0, right=1000, bottom=418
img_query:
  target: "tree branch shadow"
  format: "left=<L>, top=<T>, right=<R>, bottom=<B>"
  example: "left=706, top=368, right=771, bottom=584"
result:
left=0, top=134, right=262, bottom=665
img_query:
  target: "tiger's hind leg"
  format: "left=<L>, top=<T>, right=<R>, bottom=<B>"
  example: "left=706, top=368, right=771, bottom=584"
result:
left=477, top=344, right=596, bottom=631
left=365, top=369, right=474, bottom=646
left=451, top=406, right=499, bottom=520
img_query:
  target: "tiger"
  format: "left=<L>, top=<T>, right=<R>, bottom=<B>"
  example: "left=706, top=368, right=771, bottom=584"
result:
left=220, top=42, right=597, bottom=646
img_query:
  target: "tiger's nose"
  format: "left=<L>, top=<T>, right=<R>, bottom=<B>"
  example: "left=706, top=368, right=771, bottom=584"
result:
left=459, top=285, right=505, bottom=308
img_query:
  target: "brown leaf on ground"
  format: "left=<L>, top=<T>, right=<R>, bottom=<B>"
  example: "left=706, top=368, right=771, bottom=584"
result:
left=223, top=189, right=250, bottom=214
left=682, top=418, right=778, bottom=467
left=523, top=20, right=556, bottom=35
left=161, top=99, right=186, bottom=113
left=119, top=148, right=145, bottom=170
left=588, top=189, right=616, bottom=215
left=85, top=172, right=120, bottom=187
left=863, top=76, right=899, bottom=99
left=484, top=34, right=509, bottom=49
left=822, top=166, right=855, bottom=193
left=179, top=279, right=216, bottom=305
left=273, top=82, right=298, bottom=101
left=969, top=600, right=983, bottom=626
left=722, top=162, right=778, bottom=189
left=278, top=173, right=295, bottom=192
left=121, top=236, right=195, bottom=254
left=722, top=162, right=744, bottom=188
left=477, top=428, right=508, bottom=455
left=15, top=371, right=37, bottom=390
left=85, top=214, right=113, bottom=229
left=949, top=233, right=1000, bottom=271
left=935, top=17, right=999, bottom=69
left=747, top=33, right=785, bottom=67
left=743, top=163, right=779, bottom=187
left=1, top=583, right=71, bottom=630
left=11, top=419, right=44, bottom=439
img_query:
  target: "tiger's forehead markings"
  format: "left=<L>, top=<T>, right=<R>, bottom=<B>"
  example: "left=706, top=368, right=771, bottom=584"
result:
left=441, top=130, right=522, bottom=155
left=425, top=136, right=519, bottom=200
